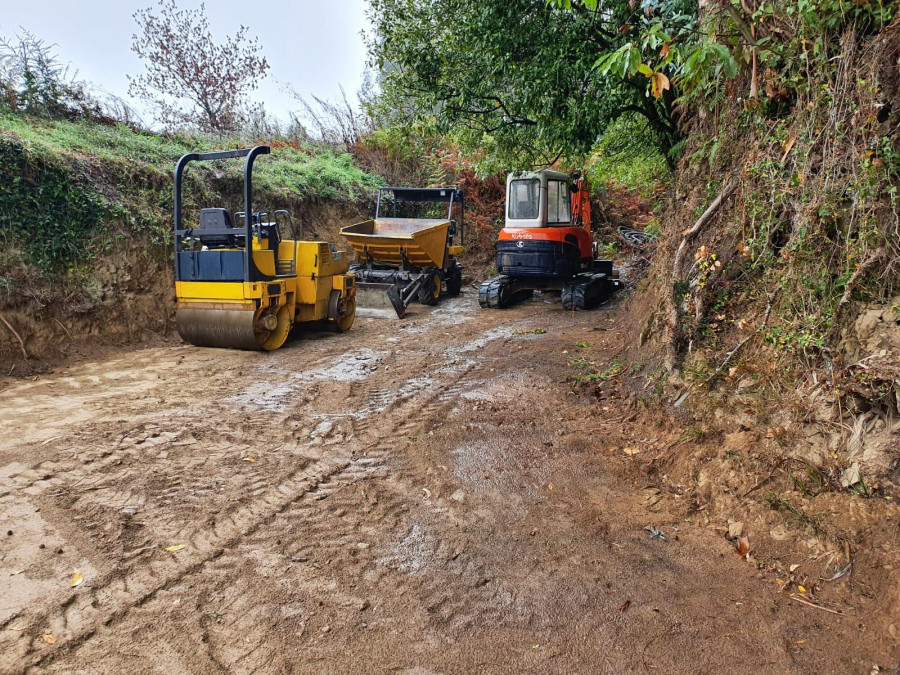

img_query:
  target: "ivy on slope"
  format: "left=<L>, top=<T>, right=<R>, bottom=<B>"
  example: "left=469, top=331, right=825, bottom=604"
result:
left=0, top=138, right=111, bottom=271
left=0, top=114, right=383, bottom=275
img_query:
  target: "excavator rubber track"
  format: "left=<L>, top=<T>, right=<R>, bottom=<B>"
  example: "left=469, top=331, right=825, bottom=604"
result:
left=480, top=272, right=620, bottom=310
left=478, top=275, right=533, bottom=309
left=561, top=273, right=616, bottom=311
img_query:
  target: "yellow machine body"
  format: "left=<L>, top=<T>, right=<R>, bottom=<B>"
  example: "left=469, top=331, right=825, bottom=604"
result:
left=175, top=238, right=356, bottom=351
left=340, top=218, right=454, bottom=269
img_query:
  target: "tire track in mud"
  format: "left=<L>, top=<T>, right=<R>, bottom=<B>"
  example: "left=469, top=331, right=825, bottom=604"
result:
left=70, top=359, right=499, bottom=674
left=5, top=319, right=527, bottom=671
left=2, top=450, right=353, bottom=671
left=171, top=331, right=529, bottom=672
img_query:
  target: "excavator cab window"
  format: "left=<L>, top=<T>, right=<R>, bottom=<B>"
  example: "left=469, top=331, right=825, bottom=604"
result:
left=547, top=180, right=571, bottom=225
left=508, top=179, right=540, bottom=220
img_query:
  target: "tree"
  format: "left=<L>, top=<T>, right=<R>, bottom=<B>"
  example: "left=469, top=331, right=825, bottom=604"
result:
left=0, top=29, right=84, bottom=119
left=367, top=0, right=698, bottom=171
left=129, top=0, right=269, bottom=132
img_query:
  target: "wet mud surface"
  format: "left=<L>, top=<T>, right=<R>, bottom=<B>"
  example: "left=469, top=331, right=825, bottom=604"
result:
left=0, top=294, right=890, bottom=673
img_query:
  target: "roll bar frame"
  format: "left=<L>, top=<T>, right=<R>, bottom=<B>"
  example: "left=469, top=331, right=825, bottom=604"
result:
left=374, top=187, right=465, bottom=244
left=173, top=145, right=271, bottom=283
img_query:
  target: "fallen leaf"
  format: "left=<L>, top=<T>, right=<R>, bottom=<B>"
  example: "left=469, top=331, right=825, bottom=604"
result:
left=548, top=482, right=554, bottom=491
left=173, top=598, right=182, bottom=606
left=41, top=634, right=57, bottom=644
left=736, top=537, right=749, bottom=558
left=8, top=626, right=26, bottom=631
left=797, top=585, right=807, bottom=593
left=532, top=644, right=540, bottom=649
left=776, top=578, right=784, bottom=584
left=796, top=640, right=806, bottom=645
left=623, top=446, right=641, bottom=456
left=243, top=457, right=255, bottom=463
left=780, top=131, right=798, bottom=162
left=164, top=544, right=186, bottom=553
left=70, top=571, right=84, bottom=588
left=789, top=564, right=800, bottom=572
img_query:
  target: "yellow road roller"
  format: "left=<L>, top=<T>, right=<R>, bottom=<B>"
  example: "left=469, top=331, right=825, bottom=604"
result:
left=173, top=146, right=356, bottom=350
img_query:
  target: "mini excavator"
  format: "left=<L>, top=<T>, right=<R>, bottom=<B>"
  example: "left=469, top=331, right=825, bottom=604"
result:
left=173, top=146, right=356, bottom=350
left=479, top=170, right=620, bottom=310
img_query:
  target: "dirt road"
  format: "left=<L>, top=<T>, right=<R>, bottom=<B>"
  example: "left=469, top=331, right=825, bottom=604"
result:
left=0, top=293, right=886, bottom=673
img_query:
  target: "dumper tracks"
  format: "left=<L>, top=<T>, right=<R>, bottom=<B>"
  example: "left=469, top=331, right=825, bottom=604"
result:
left=1, top=320, right=522, bottom=672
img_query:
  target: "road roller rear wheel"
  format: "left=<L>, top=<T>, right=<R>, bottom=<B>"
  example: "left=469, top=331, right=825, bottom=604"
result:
left=259, top=305, right=292, bottom=351
left=335, top=295, right=356, bottom=333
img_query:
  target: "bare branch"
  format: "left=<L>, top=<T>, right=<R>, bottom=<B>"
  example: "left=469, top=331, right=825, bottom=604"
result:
left=129, top=0, right=269, bottom=132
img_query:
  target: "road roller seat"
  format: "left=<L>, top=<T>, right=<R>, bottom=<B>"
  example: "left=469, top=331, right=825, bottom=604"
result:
left=260, top=220, right=281, bottom=251
left=198, top=208, right=235, bottom=248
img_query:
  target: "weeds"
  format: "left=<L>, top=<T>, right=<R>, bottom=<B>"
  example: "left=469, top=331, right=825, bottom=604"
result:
left=567, top=357, right=623, bottom=385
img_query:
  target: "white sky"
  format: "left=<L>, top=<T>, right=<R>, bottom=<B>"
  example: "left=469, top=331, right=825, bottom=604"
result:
left=1, top=0, right=371, bottom=126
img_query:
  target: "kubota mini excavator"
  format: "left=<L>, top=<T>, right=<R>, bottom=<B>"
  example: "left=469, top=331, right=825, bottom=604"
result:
left=478, top=170, right=619, bottom=310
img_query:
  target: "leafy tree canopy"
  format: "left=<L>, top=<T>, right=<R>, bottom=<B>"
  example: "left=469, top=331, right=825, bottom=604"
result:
left=367, top=0, right=698, bottom=171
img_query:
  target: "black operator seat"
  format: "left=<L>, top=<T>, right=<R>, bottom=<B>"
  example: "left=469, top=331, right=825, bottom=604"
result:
left=264, top=219, right=281, bottom=251
left=197, top=208, right=234, bottom=248
left=517, top=200, right=531, bottom=217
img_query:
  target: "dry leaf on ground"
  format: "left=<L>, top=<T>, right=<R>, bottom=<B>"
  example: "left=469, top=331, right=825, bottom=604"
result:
left=70, top=571, right=84, bottom=588
left=164, top=544, right=186, bottom=553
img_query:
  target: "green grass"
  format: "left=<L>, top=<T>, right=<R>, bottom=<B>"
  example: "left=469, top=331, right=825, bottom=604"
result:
left=0, top=113, right=384, bottom=274
left=0, top=114, right=194, bottom=164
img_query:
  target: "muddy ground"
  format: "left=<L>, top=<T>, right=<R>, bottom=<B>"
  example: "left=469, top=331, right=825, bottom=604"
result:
left=0, top=292, right=897, bottom=674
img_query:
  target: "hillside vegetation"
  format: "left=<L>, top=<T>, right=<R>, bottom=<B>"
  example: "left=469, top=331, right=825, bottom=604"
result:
left=0, top=114, right=384, bottom=363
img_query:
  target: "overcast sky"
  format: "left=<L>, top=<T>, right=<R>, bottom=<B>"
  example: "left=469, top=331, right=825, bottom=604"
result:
left=1, top=0, right=371, bottom=126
